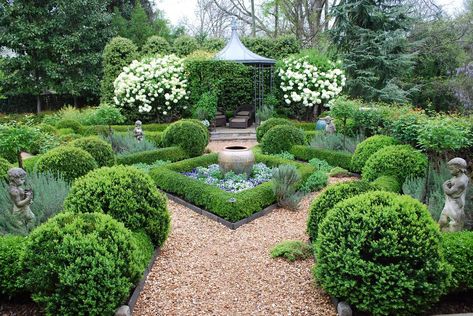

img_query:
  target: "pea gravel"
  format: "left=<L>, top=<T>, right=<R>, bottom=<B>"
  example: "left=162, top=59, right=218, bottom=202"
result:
left=133, top=178, right=353, bottom=316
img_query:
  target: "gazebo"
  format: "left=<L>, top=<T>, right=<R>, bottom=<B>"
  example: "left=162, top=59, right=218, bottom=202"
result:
left=215, top=19, right=276, bottom=124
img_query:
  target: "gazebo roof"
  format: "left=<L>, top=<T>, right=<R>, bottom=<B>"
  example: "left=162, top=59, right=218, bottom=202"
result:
left=215, top=19, right=276, bottom=65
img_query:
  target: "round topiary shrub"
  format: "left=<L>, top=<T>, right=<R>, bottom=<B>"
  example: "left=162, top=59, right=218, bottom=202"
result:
left=371, top=175, right=401, bottom=193
left=181, top=119, right=209, bottom=143
left=0, top=157, right=12, bottom=179
left=442, top=231, right=473, bottom=292
left=55, top=119, right=83, bottom=134
left=314, top=191, right=451, bottom=316
left=36, top=146, right=97, bottom=182
left=64, top=165, right=170, bottom=246
left=0, top=235, right=27, bottom=296
left=351, top=135, right=397, bottom=173
left=261, top=125, right=305, bottom=154
left=23, top=212, right=143, bottom=315
left=362, top=144, right=428, bottom=183
left=142, top=35, right=171, bottom=56
left=256, top=118, right=294, bottom=142
left=70, top=136, right=115, bottom=167
left=162, top=120, right=208, bottom=157
left=307, top=180, right=373, bottom=242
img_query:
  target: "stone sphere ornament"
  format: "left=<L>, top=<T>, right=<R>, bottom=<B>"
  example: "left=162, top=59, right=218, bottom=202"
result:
left=7, top=167, right=35, bottom=226
left=438, top=157, right=470, bottom=232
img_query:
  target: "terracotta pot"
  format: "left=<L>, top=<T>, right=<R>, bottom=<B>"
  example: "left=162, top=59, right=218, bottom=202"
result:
left=218, top=146, right=255, bottom=176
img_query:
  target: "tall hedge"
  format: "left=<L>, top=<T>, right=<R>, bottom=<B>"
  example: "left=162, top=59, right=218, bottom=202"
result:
left=101, top=36, right=138, bottom=103
left=141, top=35, right=171, bottom=56
left=315, top=191, right=451, bottom=315
left=185, top=59, right=253, bottom=112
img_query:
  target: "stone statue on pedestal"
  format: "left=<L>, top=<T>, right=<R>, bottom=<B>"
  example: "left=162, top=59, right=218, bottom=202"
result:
left=438, top=158, right=470, bottom=232
left=134, top=120, right=144, bottom=142
left=8, top=168, right=35, bottom=226
left=324, top=116, right=336, bottom=134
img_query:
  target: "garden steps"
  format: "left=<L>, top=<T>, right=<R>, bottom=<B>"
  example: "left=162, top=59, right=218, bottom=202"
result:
left=210, top=126, right=257, bottom=141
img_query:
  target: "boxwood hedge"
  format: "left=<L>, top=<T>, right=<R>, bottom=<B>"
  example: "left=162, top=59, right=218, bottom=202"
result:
left=290, top=145, right=353, bottom=171
left=116, top=147, right=189, bottom=165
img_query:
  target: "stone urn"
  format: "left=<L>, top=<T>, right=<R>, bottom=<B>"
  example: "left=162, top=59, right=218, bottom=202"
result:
left=218, top=146, right=255, bottom=176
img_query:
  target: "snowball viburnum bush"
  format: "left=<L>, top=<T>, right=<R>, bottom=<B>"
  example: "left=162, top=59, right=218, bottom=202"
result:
left=113, top=54, right=188, bottom=119
left=278, top=56, right=346, bottom=109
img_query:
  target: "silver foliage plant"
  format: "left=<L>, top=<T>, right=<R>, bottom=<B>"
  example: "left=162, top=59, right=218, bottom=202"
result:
left=271, top=165, right=303, bottom=211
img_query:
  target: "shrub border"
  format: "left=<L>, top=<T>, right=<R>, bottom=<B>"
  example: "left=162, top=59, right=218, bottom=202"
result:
left=290, top=145, right=353, bottom=171
left=150, top=153, right=314, bottom=223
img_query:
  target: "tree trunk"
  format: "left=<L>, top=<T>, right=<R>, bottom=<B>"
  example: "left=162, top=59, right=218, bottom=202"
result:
left=251, top=0, right=256, bottom=36
left=274, top=2, right=279, bottom=37
left=73, top=95, right=78, bottom=107
left=36, top=95, right=41, bottom=114
left=17, top=151, right=23, bottom=170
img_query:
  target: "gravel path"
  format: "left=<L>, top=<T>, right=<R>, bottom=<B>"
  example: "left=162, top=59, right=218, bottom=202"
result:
left=132, top=180, right=349, bottom=316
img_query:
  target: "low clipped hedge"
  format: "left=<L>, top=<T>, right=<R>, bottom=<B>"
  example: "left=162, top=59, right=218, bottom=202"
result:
left=290, top=145, right=353, bottom=171
left=371, top=175, right=401, bottom=193
left=36, top=146, right=98, bottom=182
left=314, top=191, right=451, bottom=315
left=351, top=135, right=397, bottom=173
left=0, top=235, right=27, bottom=296
left=70, top=136, right=115, bottom=167
left=442, top=231, right=473, bottom=292
left=261, top=125, right=305, bottom=154
left=116, top=147, right=189, bottom=165
left=362, top=144, right=428, bottom=183
left=307, top=180, right=373, bottom=242
left=162, top=120, right=208, bottom=157
left=56, top=119, right=83, bottom=134
left=64, top=165, right=170, bottom=246
left=0, top=157, right=11, bottom=178
left=145, top=131, right=163, bottom=147
left=256, top=118, right=294, bottom=142
left=23, top=212, right=145, bottom=315
left=150, top=153, right=314, bottom=222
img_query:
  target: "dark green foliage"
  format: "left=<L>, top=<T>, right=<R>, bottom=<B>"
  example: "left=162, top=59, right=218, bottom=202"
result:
left=241, top=35, right=301, bottom=60
left=314, top=192, right=451, bottom=315
left=0, top=158, right=11, bottom=179
left=301, top=171, right=328, bottom=193
left=261, top=125, right=305, bottom=155
left=116, top=147, right=188, bottom=165
left=192, top=91, right=218, bottom=121
left=351, top=135, right=397, bottom=173
left=371, top=175, right=401, bottom=193
left=307, top=180, right=373, bottom=242
left=131, top=230, right=155, bottom=274
left=256, top=118, right=294, bottom=142
left=36, top=147, right=98, bottom=182
left=173, top=35, right=199, bottom=56
left=201, top=38, right=225, bottom=51
left=64, top=165, right=170, bottom=246
left=127, top=2, right=154, bottom=47
left=150, top=154, right=314, bottom=222
left=55, top=119, right=83, bottom=134
left=270, top=240, right=312, bottom=262
left=141, top=35, right=171, bottom=56
left=70, top=137, right=115, bottom=167
left=185, top=59, right=253, bottom=113
left=290, top=145, right=353, bottom=171
left=23, top=212, right=143, bottom=315
left=162, top=120, right=208, bottom=157
left=442, top=232, right=473, bottom=292
left=0, top=235, right=27, bottom=296
left=101, top=37, right=138, bottom=103
left=362, top=145, right=428, bottom=182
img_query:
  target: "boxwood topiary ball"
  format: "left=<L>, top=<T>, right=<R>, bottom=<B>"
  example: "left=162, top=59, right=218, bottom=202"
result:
left=55, top=119, right=83, bottom=134
left=442, top=231, right=473, bottom=292
left=256, top=117, right=294, bottom=142
left=23, top=212, right=143, bottom=316
left=351, top=135, right=397, bottom=173
left=64, top=165, right=170, bottom=246
left=314, top=191, right=451, bottom=316
left=36, top=146, right=98, bottom=182
left=70, top=136, right=115, bottom=167
left=307, top=180, right=373, bottom=242
left=362, top=144, right=428, bottom=183
left=162, top=120, right=208, bottom=157
left=261, top=125, right=305, bottom=155
left=0, top=235, right=27, bottom=296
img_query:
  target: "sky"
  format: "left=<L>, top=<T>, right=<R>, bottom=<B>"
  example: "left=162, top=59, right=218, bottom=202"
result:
left=154, top=0, right=467, bottom=26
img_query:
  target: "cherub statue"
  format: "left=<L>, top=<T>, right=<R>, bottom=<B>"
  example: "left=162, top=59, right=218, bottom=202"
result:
left=438, top=158, right=470, bottom=232
left=8, top=168, right=35, bottom=226
left=133, top=120, right=144, bottom=142
left=324, top=116, right=336, bottom=134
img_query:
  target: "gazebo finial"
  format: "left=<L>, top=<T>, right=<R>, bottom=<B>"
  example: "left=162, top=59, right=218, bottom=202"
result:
left=231, top=17, right=237, bottom=31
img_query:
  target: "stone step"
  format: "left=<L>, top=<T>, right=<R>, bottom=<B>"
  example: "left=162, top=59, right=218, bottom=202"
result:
left=210, top=135, right=257, bottom=141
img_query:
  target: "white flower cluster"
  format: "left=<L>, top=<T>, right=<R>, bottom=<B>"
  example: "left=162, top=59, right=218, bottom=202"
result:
left=113, top=54, right=188, bottom=117
left=278, top=56, right=346, bottom=108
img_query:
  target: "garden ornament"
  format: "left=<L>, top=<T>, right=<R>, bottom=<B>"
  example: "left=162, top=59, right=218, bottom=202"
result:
left=134, top=120, right=144, bottom=142
left=323, top=116, right=336, bottom=134
left=8, top=167, right=35, bottom=225
left=438, top=157, right=470, bottom=232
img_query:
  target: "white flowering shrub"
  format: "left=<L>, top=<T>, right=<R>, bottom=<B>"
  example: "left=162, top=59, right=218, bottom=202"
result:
left=113, top=55, right=188, bottom=120
left=278, top=55, right=346, bottom=110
